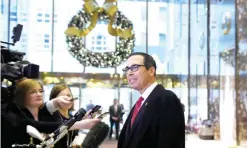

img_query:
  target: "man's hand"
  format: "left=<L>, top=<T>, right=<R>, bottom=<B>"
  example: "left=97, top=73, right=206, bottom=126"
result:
left=112, top=117, right=118, bottom=121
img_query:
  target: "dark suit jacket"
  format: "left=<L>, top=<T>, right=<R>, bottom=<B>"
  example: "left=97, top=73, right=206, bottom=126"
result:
left=109, top=104, right=122, bottom=122
left=118, top=84, right=185, bottom=148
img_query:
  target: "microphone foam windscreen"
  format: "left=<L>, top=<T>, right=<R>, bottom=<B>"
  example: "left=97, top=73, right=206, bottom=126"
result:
left=82, top=122, right=110, bottom=148
left=74, top=108, right=87, bottom=121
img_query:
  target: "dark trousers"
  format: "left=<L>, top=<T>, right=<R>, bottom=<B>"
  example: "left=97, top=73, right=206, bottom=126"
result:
left=109, top=119, right=120, bottom=139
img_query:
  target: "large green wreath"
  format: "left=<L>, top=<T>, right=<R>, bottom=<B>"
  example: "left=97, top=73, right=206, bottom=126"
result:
left=65, top=10, right=135, bottom=68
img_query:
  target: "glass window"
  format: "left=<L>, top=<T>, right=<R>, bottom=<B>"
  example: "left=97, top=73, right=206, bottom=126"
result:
left=159, top=33, right=166, bottom=45
left=118, top=0, right=146, bottom=53
left=141, top=7, right=146, bottom=21
left=69, top=86, right=80, bottom=111
left=0, top=0, right=9, bottom=44
left=5, top=0, right=52, bottom=71
left=188, top=1, right=208, bottom=123
left=212, top=1, right=237, bottom=143
left=119, top=87, right=132, bottom=123
left=53, top=0, right=84, bottom=72
left=148, top=2, right=188, bottom=75
left=159, top=6, right=166, bottom=22
left=27, top=0, right=53, bottom=71
left=81, top=87, right=115, bottom=112
left=43, top=84, right=53, bottom=102
left=117, top=0, right=147, bottom=74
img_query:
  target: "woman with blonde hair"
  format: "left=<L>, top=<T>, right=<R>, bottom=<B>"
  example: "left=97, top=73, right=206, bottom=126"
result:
left=1, top=79, right=100, bottom=147
left=49, top=84, right=75, bottom=121
left=44, top=84, right=79, bottom=148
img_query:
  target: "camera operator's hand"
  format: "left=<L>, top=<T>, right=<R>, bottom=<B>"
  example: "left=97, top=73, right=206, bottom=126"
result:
left=83, top=109, right=98, bottom=119
left=82, top=109, right=92, bottom=119
left=52, top=96, right=73, bottom=110
left=71, top=118, right=100, bottom=130
left=82, top=109, right=100, bottom=119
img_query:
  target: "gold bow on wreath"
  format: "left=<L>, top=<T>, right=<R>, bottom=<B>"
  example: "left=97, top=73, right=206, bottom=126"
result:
left=65, top=0, right=133, bottom=39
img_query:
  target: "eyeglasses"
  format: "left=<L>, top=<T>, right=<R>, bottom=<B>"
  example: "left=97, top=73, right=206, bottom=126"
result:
left=122, top=64, right=145, bottom=74
left=29, top=90, right=45, bottom=95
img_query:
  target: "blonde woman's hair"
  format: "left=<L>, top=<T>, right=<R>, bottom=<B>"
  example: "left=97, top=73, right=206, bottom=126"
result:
left=49, top=83, right=75, bottom=111
left=14, top=79, right=43, bottom=108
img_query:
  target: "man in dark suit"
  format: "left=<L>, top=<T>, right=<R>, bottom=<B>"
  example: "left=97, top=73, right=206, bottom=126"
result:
left=109, top=98, right=122, bottom=140
left=118, top=52, right=185, bottom=148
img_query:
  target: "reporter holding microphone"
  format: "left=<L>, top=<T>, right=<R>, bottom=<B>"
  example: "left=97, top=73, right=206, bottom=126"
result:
left=41, top=84, right=81, bottom=148
left=1, top=79, right=100, bottom=148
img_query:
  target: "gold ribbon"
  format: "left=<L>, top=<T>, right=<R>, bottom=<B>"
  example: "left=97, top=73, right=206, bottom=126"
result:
left=65, top=0, right=133, bottom=39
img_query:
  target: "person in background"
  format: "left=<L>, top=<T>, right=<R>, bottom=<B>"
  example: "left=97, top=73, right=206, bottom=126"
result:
left=1, top=79, right=100, bottom=148
left=118, top=52, right=185, bottom=148
left=86, top=100, right=95, bottom=111
left=109, top=98, right=122, bottom=140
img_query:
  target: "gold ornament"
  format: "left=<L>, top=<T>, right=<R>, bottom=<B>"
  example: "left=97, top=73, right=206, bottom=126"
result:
left=222, top=11, right=231, bottom=35
left=65, top=0, right=133, bottom=39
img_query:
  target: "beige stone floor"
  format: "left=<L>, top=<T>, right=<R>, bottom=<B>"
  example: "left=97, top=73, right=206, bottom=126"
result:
left=99, top=135, right=246, bottom=148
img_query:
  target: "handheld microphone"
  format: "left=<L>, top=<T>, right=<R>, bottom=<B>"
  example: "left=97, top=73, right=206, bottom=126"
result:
left=81, top=122, right=109, bottom=148
left=45, top=108, right=87, bottom=140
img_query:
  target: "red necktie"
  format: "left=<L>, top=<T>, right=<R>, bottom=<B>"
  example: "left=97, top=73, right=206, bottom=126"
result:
left=131, top=96, right=144, bottom=127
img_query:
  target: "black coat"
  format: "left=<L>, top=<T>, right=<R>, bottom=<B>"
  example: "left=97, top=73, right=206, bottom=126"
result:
left=41, top=110, right=78, bottom=148
left=1, top=103, right=61, bottom=148
left=118, top=84, right=185, bottom=148
left=109, top=104, right=122, bottom=122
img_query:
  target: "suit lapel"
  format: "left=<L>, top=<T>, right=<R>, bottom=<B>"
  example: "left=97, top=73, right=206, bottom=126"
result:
left=125, top=85, right=162, bottom=148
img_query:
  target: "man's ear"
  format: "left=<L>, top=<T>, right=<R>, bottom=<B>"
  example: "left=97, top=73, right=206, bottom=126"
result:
left=148, top=67, right=155, bottom=76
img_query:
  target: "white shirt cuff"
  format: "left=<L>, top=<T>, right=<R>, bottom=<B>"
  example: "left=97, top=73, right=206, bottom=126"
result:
left=46, top=100, right=59, bottom=114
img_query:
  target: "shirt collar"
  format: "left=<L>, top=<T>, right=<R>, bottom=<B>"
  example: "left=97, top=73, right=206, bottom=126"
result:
left=141, top=82, right=158, bottom=102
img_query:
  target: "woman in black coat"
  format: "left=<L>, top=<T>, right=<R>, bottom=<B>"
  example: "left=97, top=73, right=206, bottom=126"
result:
left=42, top=84, right=79, bottom=148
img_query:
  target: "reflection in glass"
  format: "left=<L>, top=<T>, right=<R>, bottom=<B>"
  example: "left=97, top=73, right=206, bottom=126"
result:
left=189, top=0, right=208, bottom=126
left=189, top=0, right=208, bottom=128
left=53, top=0, right=84, bottom=72
left=236, top=0, right=247, bottom=146
left=118, top=0, right=146, bottom=53
left=9, top=0, right=53, bottom=71
left=1, top=0, right=9, bottom=44
left=213, top=0, right=237, bottom=144
left=147, top=2, right=167, bottom=75
left=116, top=0, right=147, bottom=74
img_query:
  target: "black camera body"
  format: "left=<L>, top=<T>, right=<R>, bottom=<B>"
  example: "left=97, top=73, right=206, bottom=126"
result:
left=1, top=48, right=40, bottom=81
left=1, top=24, right=40, bottom=104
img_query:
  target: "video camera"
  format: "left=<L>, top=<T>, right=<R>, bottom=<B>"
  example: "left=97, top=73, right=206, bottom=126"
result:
left=1, top=24, right=40, bottom=104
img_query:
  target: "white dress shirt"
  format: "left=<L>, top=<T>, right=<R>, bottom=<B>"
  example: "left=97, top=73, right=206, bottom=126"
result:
left=114, top=104, right=118, bottom=113
left=140, top=82, right=158, bottom=106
